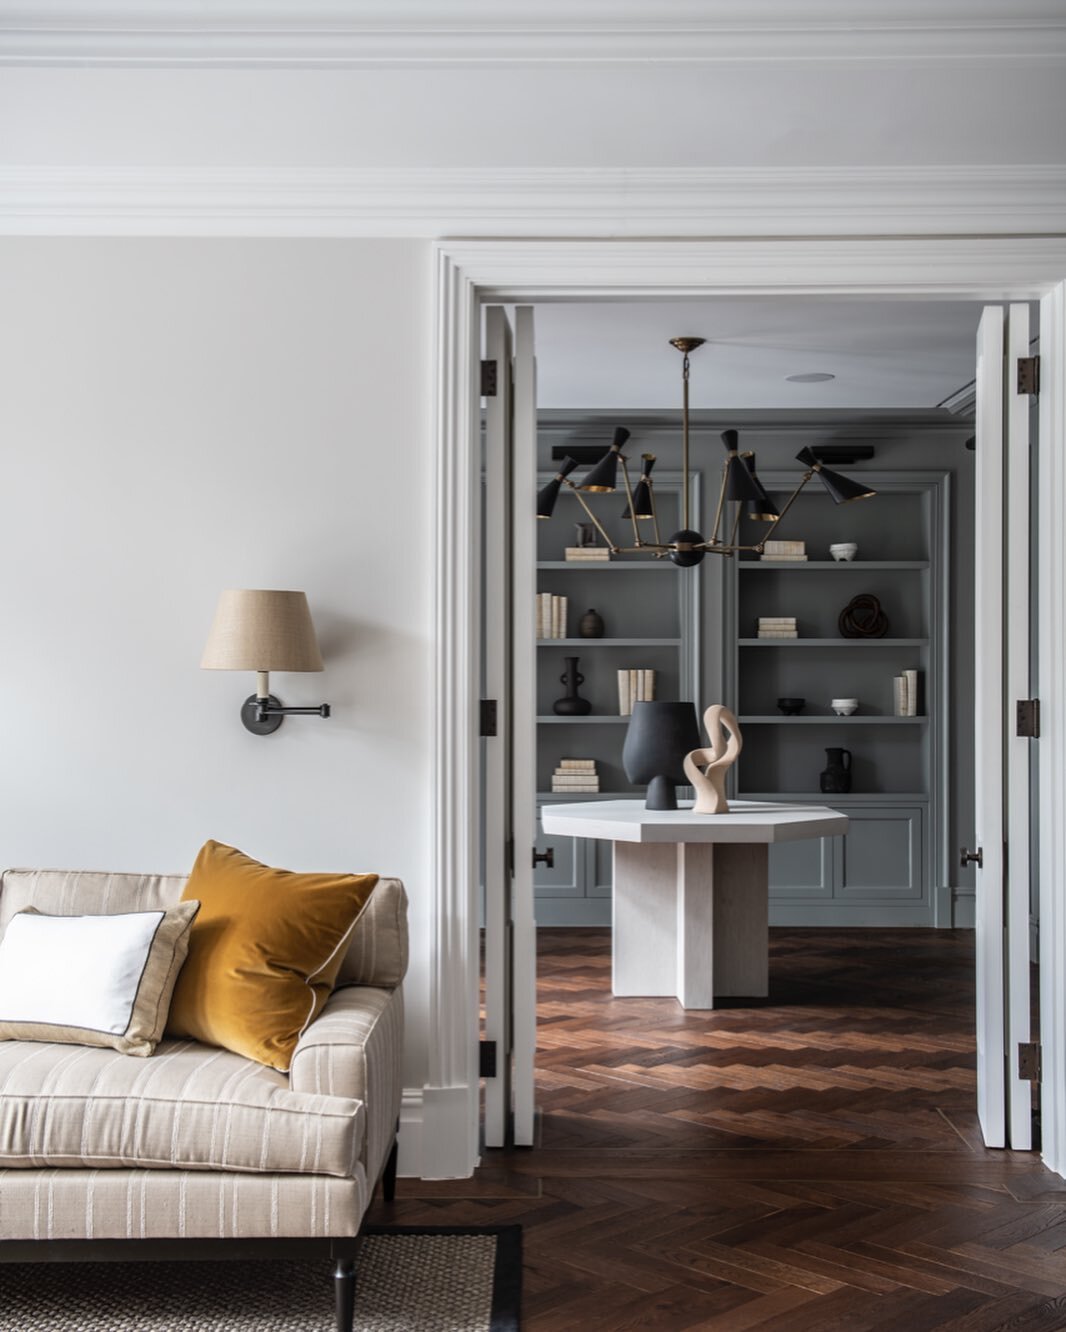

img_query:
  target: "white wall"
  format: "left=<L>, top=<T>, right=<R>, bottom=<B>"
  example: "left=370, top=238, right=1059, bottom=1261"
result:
left=0, top=237, right=434, bottom=1091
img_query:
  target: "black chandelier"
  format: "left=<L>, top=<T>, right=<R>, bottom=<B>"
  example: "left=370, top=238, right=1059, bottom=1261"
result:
left=536, top=337, right=876, bottom=565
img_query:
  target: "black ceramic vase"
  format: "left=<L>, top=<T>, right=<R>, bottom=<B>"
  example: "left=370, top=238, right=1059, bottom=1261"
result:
left=820, top=747, right=853, bottom=794
left=553, top=656, right=592, bottom=716
left=579, top=608, right=605, bottom=638
left=623, top=701, right=701, bottom=810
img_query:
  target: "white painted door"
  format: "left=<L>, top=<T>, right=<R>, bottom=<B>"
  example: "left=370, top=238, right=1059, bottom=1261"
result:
left=482, top=305, right=537, bottom=1148
left=482, top=306, right=513, bottom=1149
left=973, top=303, right=1033, bottom=1150
left=511, top=306, right=539, bottom=1146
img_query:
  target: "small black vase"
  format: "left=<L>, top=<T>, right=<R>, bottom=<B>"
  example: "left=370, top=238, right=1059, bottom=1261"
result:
left=579, top=608, right=605, bottom=638
left=553, top=656, right=592, bottom=716
left=820, top=747, right=852, bottom=794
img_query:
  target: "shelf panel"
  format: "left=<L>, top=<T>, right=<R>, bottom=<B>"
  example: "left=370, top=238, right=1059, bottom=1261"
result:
left=537, top=561, right=675, bottom=571
left=738, top=638, right=928, bottom=647
left=738, top=791, right=929, bottom=805
left=537, top=715, right=630, bottom=724
left=739, top=560, right=929, bottom=571
left=537, top=637, right=681, bottom=647
left=538, top=790, right=632, bottom=801
left=740, top=715, right=926, bottom=724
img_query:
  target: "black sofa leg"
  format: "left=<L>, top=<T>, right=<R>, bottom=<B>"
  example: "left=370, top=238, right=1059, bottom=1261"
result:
left=382, top=1135, right=399, bottom=1203
left=334, top=1257, right=356, bottom=1332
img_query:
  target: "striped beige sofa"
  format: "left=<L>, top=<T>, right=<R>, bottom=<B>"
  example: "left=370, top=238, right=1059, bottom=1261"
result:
left=0, top=867, right=408, bottom=1332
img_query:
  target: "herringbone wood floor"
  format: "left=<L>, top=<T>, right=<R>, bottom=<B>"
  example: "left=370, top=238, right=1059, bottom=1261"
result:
left=369, top=928, right=1066, bottom=1330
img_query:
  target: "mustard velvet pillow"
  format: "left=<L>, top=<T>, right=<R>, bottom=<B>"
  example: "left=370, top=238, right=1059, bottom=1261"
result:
left=166, top=841, right=379, bottom=1071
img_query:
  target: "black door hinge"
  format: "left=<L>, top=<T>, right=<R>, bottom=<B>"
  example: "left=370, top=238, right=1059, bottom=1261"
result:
left=1018, top=356, right=1040, bottom=396
left=1019, top=1041, right=1042, bottom=1083
left=1017, top=699, right=1041, bottom=738
left=479, top=1041, right=498, bottom=1079
left=481, top=359, right=498, bottom=397
left=480, top=699, right=498, bottom=737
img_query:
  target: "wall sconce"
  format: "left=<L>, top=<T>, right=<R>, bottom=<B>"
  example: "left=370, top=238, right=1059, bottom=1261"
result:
left=201, top=589, right=331, bottom=735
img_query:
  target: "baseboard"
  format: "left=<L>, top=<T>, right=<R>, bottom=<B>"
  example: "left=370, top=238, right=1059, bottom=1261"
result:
left=409, top=1084, right=478, bottom=1180
left=953, top=885, right=976, bottom=929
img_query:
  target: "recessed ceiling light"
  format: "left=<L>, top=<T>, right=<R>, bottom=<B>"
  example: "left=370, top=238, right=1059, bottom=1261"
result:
left=786, top=372, right=836, bottom=383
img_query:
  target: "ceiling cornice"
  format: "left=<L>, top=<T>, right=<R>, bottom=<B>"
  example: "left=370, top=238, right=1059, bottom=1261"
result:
left=1, top=1, right=1064, bottom=66
left=2, top=164, right=1064, bottom=239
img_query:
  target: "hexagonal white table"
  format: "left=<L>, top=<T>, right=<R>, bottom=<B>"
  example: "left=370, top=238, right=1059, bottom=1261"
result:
left=540, top=799, right=848, bottom=1009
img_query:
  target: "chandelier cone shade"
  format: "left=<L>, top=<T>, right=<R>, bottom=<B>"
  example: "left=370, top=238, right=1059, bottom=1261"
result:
left=578, top=427, right=631, bottom=493
left=622, top=454, right=656, bottom=520
left=795, top=447, right=877, bottom=504
left=721, top=430, right=766, bottom=503
left=536, top=455, right=580, bottom=519
left=742, top=453, right=779, bottom=521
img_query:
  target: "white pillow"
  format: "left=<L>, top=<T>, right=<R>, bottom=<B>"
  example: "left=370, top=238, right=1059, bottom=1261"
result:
left=0, top=903, right=200, bottom=1056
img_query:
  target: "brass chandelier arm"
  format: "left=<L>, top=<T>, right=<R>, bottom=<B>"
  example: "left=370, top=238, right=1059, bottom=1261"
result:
left=754, top=470, right=815, bottom=548
left=707, top=459, right=729, bottom=548
left=648, top=482, right=663, bottom=548
left=617, top=454, right=645, bottom=547
left=563, top=478, right=621, bottom=551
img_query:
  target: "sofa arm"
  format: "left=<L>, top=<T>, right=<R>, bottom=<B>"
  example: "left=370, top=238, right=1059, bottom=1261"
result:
left=290, top=985, right=403, bottom=1188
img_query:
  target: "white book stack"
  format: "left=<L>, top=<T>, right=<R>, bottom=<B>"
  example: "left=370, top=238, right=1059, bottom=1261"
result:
left=894, top=669, right=921, bottom=717
left=551, top=758, right=599, bottom=793
left=617, top=668, right=656, bottom=716
left=757, top=617, right=798, bottom=639
left=536, top=593, right=569, bottom=639
left=564, top=546, right=611, bottom=562
left=760, top=540, right=807, bottom=562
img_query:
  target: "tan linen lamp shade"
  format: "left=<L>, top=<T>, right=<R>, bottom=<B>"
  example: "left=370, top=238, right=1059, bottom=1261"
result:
left=202, top=590, right=330, bottom=735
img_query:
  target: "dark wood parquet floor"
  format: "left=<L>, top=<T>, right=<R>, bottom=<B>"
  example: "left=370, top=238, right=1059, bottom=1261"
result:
left=368, top=928, right=1066, bottom=1331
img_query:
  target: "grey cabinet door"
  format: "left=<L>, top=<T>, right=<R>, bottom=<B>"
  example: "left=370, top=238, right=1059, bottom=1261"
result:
left=533, top=806, right=585, bottom=899
left=837, top=805, right=923, bottom=901
left=767, top=834, right=836, bottom=900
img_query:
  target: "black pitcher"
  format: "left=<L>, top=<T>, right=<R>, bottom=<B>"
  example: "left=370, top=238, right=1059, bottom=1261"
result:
left=553, top=656, right=592, bottom=716
left=820, top=747, right=852, bottom=794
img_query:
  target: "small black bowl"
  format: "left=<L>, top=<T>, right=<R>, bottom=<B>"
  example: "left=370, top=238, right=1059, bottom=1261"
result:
left=777, top=697, right=806, bottom=716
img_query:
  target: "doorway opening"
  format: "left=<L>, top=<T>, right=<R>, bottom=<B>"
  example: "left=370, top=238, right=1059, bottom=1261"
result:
left=479, top=290, right=1041, bottom=1162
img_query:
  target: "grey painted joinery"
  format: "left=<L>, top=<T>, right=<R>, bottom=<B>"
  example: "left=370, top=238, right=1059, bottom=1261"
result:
left=533, top=473, right=700, bottom=927
left=530, top=412, right=972, bottom=929
left=724, top=470, right=950, bottom=926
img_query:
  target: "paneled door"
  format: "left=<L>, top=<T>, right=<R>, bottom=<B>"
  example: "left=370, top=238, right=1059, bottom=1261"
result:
left=482, top=305, right=538, bottom=1148
left=973, top=303, right=1034, bottom=1150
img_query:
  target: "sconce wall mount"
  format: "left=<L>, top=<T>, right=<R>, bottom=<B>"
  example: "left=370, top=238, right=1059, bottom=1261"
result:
left=202, top=590, right=332, bottom=736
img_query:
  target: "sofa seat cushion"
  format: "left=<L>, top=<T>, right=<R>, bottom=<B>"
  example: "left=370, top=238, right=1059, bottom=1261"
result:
left=0, top=1038, right=364, bottom=1179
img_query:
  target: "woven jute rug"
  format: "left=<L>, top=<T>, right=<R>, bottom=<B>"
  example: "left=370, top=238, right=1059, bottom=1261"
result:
left=0, top=1226, right=522, bottom=1332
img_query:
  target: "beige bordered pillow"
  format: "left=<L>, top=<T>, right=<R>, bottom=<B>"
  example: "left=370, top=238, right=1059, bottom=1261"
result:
left=0, top=901, right=200, bottom=1056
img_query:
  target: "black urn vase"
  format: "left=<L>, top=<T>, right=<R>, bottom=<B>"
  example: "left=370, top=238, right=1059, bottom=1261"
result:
left=820, top=746, right=853, bottom=794
left=553, top=656, right=592, bottom=716
left=622, top=701, right=701, bottom=810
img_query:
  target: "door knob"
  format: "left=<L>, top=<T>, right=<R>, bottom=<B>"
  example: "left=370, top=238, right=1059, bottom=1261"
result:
left=960, top=846, right=983, bottom=869
left=533, top=847, right=555, bottom=869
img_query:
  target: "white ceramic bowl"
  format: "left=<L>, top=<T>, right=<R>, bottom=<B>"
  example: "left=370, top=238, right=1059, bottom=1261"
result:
left=831, top=698, right=859, bottom=715
left=829, top=543, right=858, bottom=562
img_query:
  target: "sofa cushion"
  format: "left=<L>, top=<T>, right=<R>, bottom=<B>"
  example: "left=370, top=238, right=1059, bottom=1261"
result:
left=166, top=841, right=379, bottom=1072
left=0, top=903, right=199, bottom=1057
left=0, top=868, right=408, bottom=991
left=0, top=1038, right=364, bottom=1178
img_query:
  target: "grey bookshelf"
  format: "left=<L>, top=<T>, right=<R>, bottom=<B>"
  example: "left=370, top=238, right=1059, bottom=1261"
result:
left=725, top=471, right=951, bottom=927
left=533, top=471, right=700, bottom=926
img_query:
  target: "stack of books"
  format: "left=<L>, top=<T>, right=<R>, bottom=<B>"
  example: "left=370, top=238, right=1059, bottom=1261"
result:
left=536, top=593, right=568, bottom=639
left=894, top=669, right=920, bottom=716
left=551, top=759, right=599, bottom=793
left=617, top=668, right=656, bottom=715
left=757, top=617, right=798, bottom=639
left=564, top=546, right=611, bottom=562
left=760, top=540, right=807, bottom=562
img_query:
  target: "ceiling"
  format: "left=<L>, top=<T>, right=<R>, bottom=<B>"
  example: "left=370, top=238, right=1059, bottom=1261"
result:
left=531, top=298, right=984, bottom=410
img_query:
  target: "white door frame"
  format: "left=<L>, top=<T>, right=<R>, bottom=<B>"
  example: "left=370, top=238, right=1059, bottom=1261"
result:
left=426, top=236, right=1066, bottom=1181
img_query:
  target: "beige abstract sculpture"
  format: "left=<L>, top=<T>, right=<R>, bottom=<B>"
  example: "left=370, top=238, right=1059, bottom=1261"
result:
left=683, top=704, right=743, bottom=814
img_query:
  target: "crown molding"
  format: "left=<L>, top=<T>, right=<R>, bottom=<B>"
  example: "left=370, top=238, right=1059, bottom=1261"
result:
left=3, top=164, right=1065, bottom=238
left=1, top=1, right=1064, bottom=66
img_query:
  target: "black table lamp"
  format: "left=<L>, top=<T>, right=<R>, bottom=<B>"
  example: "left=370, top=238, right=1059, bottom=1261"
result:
left=622, top=701, right=700, bottom=810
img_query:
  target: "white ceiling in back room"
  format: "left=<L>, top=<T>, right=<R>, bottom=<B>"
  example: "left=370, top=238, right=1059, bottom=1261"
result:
left=531, top=298, right=985, bottom=410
